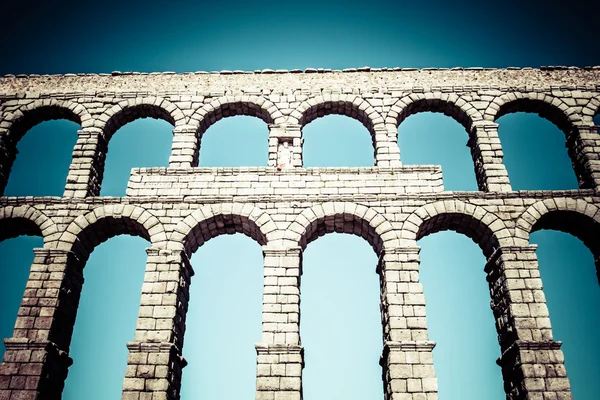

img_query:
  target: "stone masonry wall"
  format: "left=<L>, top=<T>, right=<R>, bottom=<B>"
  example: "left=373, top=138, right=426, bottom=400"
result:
left=0, top=67, right=599, bottom=400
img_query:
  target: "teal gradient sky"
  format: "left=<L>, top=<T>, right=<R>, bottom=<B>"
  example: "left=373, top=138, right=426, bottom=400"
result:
left=0, top=1, right=599, bottom=399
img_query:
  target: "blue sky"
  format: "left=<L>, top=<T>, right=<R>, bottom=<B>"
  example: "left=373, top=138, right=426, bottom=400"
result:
left=0, top=0, right=599, bottom=399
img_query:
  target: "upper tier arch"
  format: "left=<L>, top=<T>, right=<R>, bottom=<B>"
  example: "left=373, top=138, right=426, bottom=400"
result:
left=386, top=93, right=484, bottom=133
left=0, top=99, right=92, bottom=144
left=290, top=95, right=383, bottom=136
left=188, top=96, right=282, bottom=138
left=97, top=97, right=185, bottom=141
left=484, top=93, right=581, bottom=134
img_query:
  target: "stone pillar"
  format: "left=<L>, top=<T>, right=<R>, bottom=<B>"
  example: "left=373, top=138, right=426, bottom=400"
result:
left=378, top=247, right=438, bottom=400
left=566, top=125, right=600, bottom=189
left=469, top=122, right=512, bottom=192
left=0, top=248, right=82, bottom=400
left=255, top=246, right=303, bottom=400
left=486, top=245, right=571, bottom=400
left=63, top=129, right=108, bottom=198
left=375, top=127, right=402, bottom=167
left=268, top=124, right=302, bottom=168
left=122, top=247, right=193, bottom=400
left=169, top=126, right=198, bottom=168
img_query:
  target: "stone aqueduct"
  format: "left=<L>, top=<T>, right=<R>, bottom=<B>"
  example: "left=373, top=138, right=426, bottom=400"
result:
left=0, top=67, right=599, bottom=400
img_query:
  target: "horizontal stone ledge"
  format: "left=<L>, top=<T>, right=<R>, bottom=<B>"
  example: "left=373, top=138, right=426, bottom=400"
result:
left=3, top=339, right=72, bottom=364
left=255, top=343, right=304, bottom=356
left=130, top=165, right=443, bottom=176
left=1, top=189, right=597, bottom=206
left=127, top=341, right=180, bottom=353
left=485, top=245, right=540, bottom=268
left=262, top=246, right=302, bottom=257
left=383, top=340, right=437, bottom=353
left=127, top=341, right=188, bottom=368
left=380, top=246, right=421, bottom=256
left=497, top=340, right=564, bottom=366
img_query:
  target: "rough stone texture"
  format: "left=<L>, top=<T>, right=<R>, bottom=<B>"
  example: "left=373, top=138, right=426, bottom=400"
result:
left=0, top=67, right=599, bottom=399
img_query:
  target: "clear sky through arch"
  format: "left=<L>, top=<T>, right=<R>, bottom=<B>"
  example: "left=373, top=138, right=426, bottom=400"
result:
left=0, top=1, right=598, bottom=399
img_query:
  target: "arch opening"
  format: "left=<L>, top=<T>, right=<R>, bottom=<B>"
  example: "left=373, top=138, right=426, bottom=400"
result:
left=530, top=228, right=600, bottom=399
left=0, top=117, right=80, bottom=196
left=67, top=215, right=153, bottom=263
left=61, top=213, right=155, bottom=399
left=415, top=212, right=506, bottom=399
left=298, top=100, right=376, bottom=135
left=394, top=98, right=476, bottom=133
left=302, top=115, right=374, bottom=167
left=398, top=112, right=478, bottom=191
left=179, top=213, right=268, bottom=257
left=594, top=113, right=600, bottom=126
left=196, top=101, right=274, bottom=140
left=415, top=212, right=501, bottom=259
left=418, top=232, right=504, bottom=400
left=494, top=99, right=574, bottom=135
left=4, top=105, right=81, bottom=146
left=180, top=233, right=263, bottom=399
left=531, top=210, right=600, bottom=258
left=301, top=233, right=383, bottom=400
left=100, top=118, right=173, bottom=196
left=198, top=115, right=269, bottom=166
left=496, top=112, right=578, bottom=190
left=62, top=235, right=149, bottom=400
left=0, top=218, right=44, bottom=360
left=297, top=212, right=384, bottom=255
left=103, top=104, right=176, bottom=143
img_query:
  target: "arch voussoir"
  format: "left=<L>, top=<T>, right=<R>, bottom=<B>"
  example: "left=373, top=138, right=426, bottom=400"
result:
left=0, top=205, right=58, bottom=245
left=168, top=204, right=273, bottom=256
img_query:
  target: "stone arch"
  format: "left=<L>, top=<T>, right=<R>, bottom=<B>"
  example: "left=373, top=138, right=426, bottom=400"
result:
left=58, top=204, right=167, bottom=262
left=0, top=205, right=59, bottom=246
left=386, top=92, right=484, bottom=133
left=514, top=198, right=600, bottom=255
left=402, top=200, right=512, bottom=258
left=188, top=96, right=282, bottom=139
left=285, top=202, right=399, bottom=255
left=484, top=92, right=581, bottom=134
left=97, top=96, right=185, bottom=141
left=0, top=100, right=92, bottom=194
left=0, top=99, right=92, bottom=144
left=289, top=95, right=384, bottom=165
left=168, top=203, right=276, bottom=256
left=581, top=95, right=600, bottom=125
left=290, top=94, right=383, bottom=135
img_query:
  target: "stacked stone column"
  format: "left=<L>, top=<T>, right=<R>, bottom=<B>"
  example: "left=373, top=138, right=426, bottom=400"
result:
left=485, top=245, right=571, bottom=399
left=0, top=248, right=82, bottom=400
left=566, top=125, right=600, bottom=189
left=268, top=124, right=302, bottom=168
left=378, top=247, right=438, bottom=400
left=169, top=126, right=199, bottom=168
left=256, top=246, right=303, bottom=400
left=375, top=127, right=402, bottom=167
left=122, top=247, right=193, bottom=400
left=469, top=122, right=512, bottom=192
left=63, top=129, right=107, bottom=197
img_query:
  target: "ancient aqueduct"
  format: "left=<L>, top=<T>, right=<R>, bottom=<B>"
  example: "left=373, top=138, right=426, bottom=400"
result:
left=0, top=67, right=599, bottom=400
